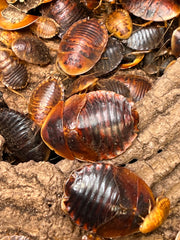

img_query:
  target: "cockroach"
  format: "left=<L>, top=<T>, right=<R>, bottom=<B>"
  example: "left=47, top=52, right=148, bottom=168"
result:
left=11, top=36, right=51, bottom=65
left=120, top=0, right=180, bottom=22
left=171, top=26, right=180, bottom=58
left=0, top=48, right=28, bottom=90
left=62, top=163, right=169, bottom=239
left=88, top=36, right=125, bottom=77
left=41, top=90, right=139, bottom=161
left=0, top=108, right=50, bottom=163
left=28, top=77, right=64, bottom=127
left=56, top=18, right=108, bottom=76
left=93, top=78, right=131, bottom=99
left=106, top=9, right=133, bottom=39
left=123, top=26, right=165, bottom=51
left=44, top=0, right=90, bottom=38
left=112, top=74, right=152, bottom=102
left=30, top=16, right=59, bottom=39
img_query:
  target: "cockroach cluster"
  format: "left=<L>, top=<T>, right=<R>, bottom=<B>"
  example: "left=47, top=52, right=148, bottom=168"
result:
left=0, top=0, right=179, bottom=239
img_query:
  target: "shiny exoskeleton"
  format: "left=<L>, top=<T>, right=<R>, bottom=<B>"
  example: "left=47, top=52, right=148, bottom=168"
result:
left=171, top=26, right=180, bottom=58
left=56, top=18, right=108, bottom=76
left=61, top=163, right=156, bottom=238
left=11, top=36, right=51, bottom=65
left=28, top=77, right=64, bottom=127
left=106, top=9, right=133, bottom=39
left=112, top=74, right=152, bottom=102
left=88, top=36, right=125, bottom=77
left=45, top=0, right=90, bottom=38
left=123, top=26, right=165, bottom=51
left=41, top=90, right=139, bottom=161
left=94, top=78, right=131, bottom=99
left=0, top=108, right=50, bottom=163
left=120, top=0, right=180, bottom=21
left=0, top=48, right=28, bottom=89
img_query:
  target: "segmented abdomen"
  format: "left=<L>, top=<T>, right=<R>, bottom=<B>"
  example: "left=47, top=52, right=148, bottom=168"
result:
left=0, top=108, right=50, bottom=162
left=63, top=163, right=120, bottom=231
left=77, top=91, right=136, bottom=160
left=57, top=18, right=108, bottom=75
left=124, top=26, right=164, bottom=50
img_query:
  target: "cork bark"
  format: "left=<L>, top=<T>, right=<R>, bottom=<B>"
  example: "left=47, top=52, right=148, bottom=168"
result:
left=0, top=57, right=180, bottom=240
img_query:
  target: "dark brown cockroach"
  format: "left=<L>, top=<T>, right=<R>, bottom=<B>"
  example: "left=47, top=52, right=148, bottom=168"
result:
left=28, top=77, right=64, bottom=127
left=87, top=36, right=125, bottom=77
left=30, top=16, right=59, bottom=39
left=62, top=163, right=170, bottom=238
left=123, top=26, right=165, bottom=51
left=0, top=108, right=50, bottom=163
left=106, top=9, right=133, bottom=39
left=11, top=35, right=51, bottom=65
left=93, top=78, right=131, bottom=99
left=41, top=90, right=139, bottom=161
left=171, top=26, right=180, bottom=58
left=44, top=0, right=90, bottom=38
left=1, top=236, right=29, bottom=240
left=120, top=0, right=180, bottom=22
left=56, top=18, right=108, bottom=76
left=112, top=74, right=152, bottom=102
left=143, top=51, right=176, bottom=76
left=0, top=1, right=39, bottom=30
left=0, top=48, right=28, bottom=90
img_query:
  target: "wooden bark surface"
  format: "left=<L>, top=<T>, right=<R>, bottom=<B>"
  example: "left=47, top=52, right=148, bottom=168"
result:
left=0, top=58, right=180, bottom=240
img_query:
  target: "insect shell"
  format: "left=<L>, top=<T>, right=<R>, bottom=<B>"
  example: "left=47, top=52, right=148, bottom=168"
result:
left=112, top=74, right=152, bottom=102
left=0, top=108, right=50, bottom=163
left=123, top=26, right=165, bottom=51
left=41, top=90, right=139, bottom=161
left=171, top=26, right=180, bottom=58
left=120, top=0, right=180, bottom=21
left=28, top=77, right=64, bottom=127
left=61, top=163, right=156, bottom=238
left=139, top=196, right=170, bottom=234
left=45, top=0, right=90, bottom=38
left=56, top=18, right=108, bottom=76
left=0, top=48, right=28, bottom=90
left=30, top=16, right=59, bottom=39
left=11, top=36, right=51, bottom=65
left=87, top=36, right=125, bottom=77
left=0, top=236, right=29, bottom=240
left=105, top=9, right=133, bottom=39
